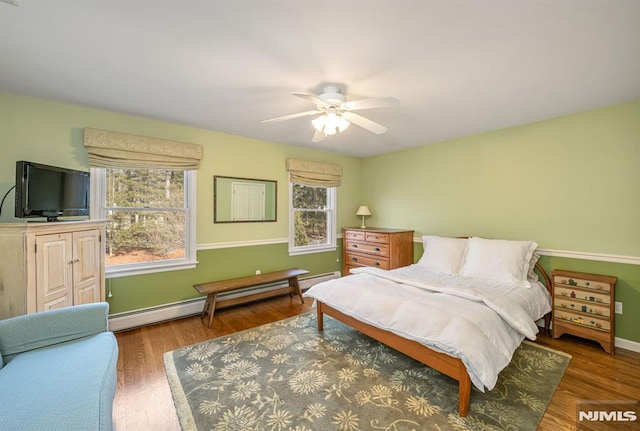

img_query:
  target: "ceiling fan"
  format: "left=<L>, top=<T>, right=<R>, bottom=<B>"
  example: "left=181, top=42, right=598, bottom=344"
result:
left=262, top=86, right=399, bottom=142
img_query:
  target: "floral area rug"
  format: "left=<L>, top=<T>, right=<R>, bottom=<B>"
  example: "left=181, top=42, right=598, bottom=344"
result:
left=164, top=312, right=570, bottom=431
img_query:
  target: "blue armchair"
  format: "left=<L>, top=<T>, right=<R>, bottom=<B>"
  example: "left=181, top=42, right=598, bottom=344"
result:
left=0, top=303, right=118, bottom=431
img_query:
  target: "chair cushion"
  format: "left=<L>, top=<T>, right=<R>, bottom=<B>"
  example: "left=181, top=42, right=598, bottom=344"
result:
left=0, top=331, right=118, bottom=431
left=0, top=303, right=108, bottom=361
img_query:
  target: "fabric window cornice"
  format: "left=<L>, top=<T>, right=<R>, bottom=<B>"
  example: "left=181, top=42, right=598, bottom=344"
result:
left=286, top=158, right=342, bottom=187
left=83, top=128, right=203, bottom=169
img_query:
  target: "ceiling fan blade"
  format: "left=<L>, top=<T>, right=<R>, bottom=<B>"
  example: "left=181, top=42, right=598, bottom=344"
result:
left=312, top=129, right=325, bottom=142
left=262, top=110, right=320, bottom=123
left=291, top=92, right=330, bottom=108
left=342, top=112, right=388, bottom=134
left=343, top=97, right=400, bottom=111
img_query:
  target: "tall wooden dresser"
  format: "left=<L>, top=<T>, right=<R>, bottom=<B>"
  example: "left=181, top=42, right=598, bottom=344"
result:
left=342, top=227, right=414, bottom=276
left=551, top=269, right=617, bottom=354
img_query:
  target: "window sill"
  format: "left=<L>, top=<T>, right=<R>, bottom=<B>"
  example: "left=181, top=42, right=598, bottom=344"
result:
left=288, top=245, right=337, bottom=256
left=106, top=260, right=197, bottom=278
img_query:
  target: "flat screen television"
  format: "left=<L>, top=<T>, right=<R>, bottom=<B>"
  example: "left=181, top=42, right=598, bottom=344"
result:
left=15, top=161, right=90, bottom=222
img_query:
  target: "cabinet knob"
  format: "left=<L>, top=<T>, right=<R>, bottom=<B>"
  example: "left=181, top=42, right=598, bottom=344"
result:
left=352, top=257, right=358, bottom=262
left=374, top=247, right=380, bottom=251
left=352, top=244, right=358, bottom=248
left=374, top=262, right=380, bottom=266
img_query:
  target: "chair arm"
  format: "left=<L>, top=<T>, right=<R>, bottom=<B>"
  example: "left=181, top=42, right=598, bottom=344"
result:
left=0, top=302, right=110, bottom=360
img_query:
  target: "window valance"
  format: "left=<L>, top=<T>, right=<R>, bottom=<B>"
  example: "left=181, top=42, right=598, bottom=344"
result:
left=83, top=128, right=203, bottom=169
left=286, top=159, right=342, bottom=187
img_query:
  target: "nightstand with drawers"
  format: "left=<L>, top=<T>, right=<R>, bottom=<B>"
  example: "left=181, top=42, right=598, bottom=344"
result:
left=342, top=227, right=414, bottom=276
left=551, top=269, right=617, bottom=354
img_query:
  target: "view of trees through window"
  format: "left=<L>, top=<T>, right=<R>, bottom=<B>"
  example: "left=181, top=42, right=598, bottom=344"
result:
left=105, top=168, right=186, bottom=266
left=292, top=184, right=329, bottom=247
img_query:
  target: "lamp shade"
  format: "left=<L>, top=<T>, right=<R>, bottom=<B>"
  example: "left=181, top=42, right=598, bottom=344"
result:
left=356, top=206, right=371, bottom=216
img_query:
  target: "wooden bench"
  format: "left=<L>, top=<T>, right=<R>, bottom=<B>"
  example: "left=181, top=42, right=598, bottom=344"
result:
left=193, top=268, right=309, bottom=327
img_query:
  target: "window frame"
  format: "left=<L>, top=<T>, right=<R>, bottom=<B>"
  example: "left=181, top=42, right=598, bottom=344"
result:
left=90, top=167, right=197, bottom=278
left=288, top=182, right=337, bottom=256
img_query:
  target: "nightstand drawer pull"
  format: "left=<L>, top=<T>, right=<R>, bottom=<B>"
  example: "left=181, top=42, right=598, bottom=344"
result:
left=352, top=244, right=358, bottom=248
left=352, top=257, right=358, bottom=262
left=374, top=261, right=380, bottom=266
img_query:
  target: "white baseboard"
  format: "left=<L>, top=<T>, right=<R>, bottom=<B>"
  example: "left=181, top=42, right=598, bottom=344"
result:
left=108, top=271, right=341, bottom=332
left=615, top=336, right=640, bottom=353
left=108, top=298, right=205, bottom=332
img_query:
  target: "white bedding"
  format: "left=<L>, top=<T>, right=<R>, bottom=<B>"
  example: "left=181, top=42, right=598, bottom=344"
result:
left=303, top=264, right=552, bottom=392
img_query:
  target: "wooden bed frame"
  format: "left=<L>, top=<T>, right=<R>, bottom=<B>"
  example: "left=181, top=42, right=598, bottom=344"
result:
left=315, top=262, right=552, bottom=417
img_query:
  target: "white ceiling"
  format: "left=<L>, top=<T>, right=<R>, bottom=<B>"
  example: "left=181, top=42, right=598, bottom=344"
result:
left=1, top=1, right=639, bottom=158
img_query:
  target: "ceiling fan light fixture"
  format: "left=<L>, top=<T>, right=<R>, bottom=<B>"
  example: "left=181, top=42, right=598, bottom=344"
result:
left=324, top=126, right=338, bottom=136
left=312, top=111, right=350, bottom=137
left=337, top=116, right=350, bottom=132
left=311, top=115, right=326, bottom=132
left=324, top=111, right=339, bottom=129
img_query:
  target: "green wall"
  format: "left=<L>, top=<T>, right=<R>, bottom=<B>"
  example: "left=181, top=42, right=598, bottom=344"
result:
left=0, top=92, right=360, bottom=313
left=367, top=99, right=640, bottom=342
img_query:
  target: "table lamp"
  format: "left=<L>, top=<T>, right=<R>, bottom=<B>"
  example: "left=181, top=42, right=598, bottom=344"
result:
left=356, top=206, right=371, bottom=229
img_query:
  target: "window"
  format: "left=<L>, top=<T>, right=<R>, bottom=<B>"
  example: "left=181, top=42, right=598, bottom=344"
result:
left=288, top=182, right=336, bottom=255
left=91, top=167, right=196, bottom=277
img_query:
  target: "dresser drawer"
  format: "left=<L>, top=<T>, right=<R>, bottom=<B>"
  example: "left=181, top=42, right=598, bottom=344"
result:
left=554, top=275, right=611, bottom=293
left=554, top=298, right=611, bottom=318
left=554, top=286, right=610, bottom=306
left=345, top=252, right=390, bottom=269
left=554, top=310, right=610, bottom=331
left=345, top=231, right=365, bottom=241
left=345, top=240, right=389, bottom=257
left=365, top=232, right=389, bottom=243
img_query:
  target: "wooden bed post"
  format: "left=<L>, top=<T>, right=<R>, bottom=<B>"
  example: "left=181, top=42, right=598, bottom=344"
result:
left=458, top=366, right=472, bottom=417
left=316, top=303, right=324, bottom=332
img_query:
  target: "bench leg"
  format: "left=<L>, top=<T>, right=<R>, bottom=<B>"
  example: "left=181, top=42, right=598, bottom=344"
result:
left=289, top=276, right=304, bottom=304
left=201, top=293, right=218, bottom=328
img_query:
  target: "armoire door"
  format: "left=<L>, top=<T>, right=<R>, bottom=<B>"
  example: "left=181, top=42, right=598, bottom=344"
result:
left=35, top=232, right=73, bottom=311
left=72, top=229, right=102, bottom=305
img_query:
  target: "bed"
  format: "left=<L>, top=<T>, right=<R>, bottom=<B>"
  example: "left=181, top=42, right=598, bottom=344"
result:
left=303, top=236, right=552, bottom=417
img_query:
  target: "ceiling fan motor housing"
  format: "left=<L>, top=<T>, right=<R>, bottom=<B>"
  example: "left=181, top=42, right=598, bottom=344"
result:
left=319, top=86, right=346, bottom=106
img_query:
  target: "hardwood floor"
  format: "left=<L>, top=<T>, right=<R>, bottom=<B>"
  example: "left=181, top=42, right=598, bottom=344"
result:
left=113, top=296, right=640, bottom=431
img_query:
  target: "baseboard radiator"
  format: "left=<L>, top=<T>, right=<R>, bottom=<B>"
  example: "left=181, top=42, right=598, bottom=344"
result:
left=108, top=271, right=341, bottom=332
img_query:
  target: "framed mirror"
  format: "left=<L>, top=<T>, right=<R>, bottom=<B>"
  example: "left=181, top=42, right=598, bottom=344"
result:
left=214, top=176, right=277, bottom=223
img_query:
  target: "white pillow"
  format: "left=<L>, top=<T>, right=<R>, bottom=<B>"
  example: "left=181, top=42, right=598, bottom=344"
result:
left=459, top=237, right=538, bottom=287
left=527, top=252, right=540, bottom=281
left=416, top=236, right=468, bottom=275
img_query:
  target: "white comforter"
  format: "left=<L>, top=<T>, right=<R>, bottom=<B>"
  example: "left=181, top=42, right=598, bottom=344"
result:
left=303, top=265, right=551, bottom=391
